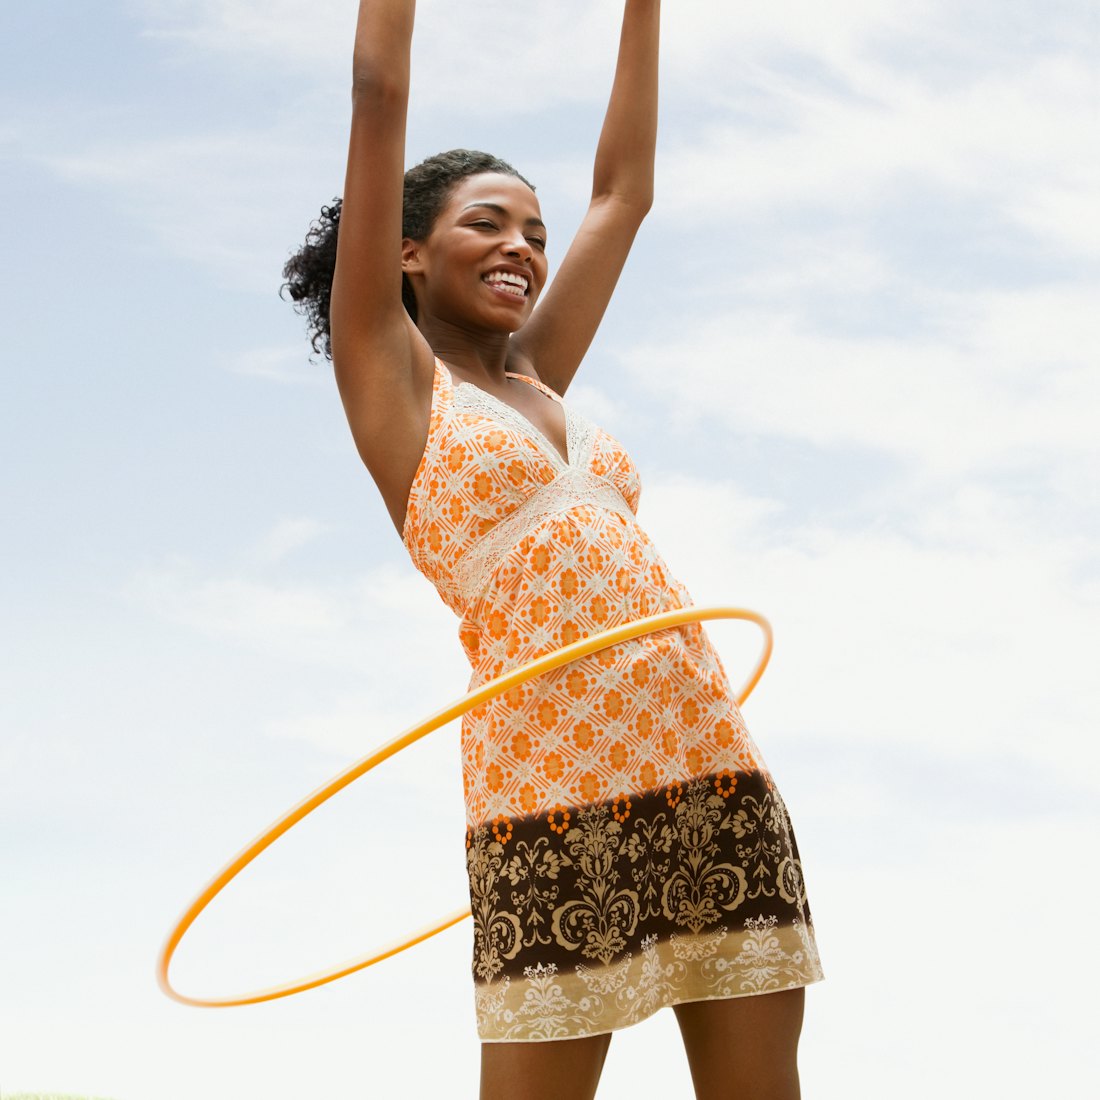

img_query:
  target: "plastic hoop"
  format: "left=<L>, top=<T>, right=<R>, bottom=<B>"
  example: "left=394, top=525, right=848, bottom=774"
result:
left=157, top=604, right=772, bottom=1007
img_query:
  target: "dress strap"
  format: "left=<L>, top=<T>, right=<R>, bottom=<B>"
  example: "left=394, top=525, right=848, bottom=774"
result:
left=434, top=356, right=452, bottom=388
left=505, top=371, right=563, bottom=404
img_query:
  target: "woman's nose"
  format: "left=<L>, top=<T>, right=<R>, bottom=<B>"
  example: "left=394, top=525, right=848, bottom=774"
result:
left=500, top=231, right=532, bottom=261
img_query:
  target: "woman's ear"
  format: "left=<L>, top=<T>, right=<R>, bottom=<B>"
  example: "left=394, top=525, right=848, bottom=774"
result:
left=401, top=237, right=424, bottom=275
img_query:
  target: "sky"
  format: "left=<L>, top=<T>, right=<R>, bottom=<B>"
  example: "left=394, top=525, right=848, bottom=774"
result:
left=2, top=0, right=1098, bottom=1096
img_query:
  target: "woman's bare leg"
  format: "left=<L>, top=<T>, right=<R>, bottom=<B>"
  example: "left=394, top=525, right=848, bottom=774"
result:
left=479, top=1033, right=612, bottom=1100
left=673, top=988, right=805, bottom=1100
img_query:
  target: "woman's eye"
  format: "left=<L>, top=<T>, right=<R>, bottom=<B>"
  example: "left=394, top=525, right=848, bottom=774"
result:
left=528, top=237, right=547, bottom=251
left=471, top=220, right=497, bottom=230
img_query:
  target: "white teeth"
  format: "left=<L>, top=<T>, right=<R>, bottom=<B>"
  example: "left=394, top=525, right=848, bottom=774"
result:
left=484, top=271, right=529, bottom=295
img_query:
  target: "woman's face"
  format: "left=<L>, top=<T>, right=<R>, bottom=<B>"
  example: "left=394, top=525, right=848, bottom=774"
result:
left=403, top=172, right=548, bottom=332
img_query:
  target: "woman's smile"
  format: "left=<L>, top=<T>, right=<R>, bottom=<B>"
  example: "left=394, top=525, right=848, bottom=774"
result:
left=482, top=266, right=530, bottom=301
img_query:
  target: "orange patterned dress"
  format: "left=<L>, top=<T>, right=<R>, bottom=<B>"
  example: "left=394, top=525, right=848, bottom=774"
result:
left=402, top=357, right=823, bottom=1041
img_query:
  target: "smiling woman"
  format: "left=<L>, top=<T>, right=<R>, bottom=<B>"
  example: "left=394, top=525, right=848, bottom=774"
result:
left=282, top=149, right=536, bottom=343
left=401, top=174, right=550, bottom=336
left=278, top=3, right=821, bottom=1099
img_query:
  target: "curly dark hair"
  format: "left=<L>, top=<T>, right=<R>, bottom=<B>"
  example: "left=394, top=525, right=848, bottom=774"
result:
left=281, top=149, right=535, bottom=360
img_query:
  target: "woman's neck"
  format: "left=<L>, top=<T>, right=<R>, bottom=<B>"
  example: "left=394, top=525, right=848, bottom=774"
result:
left=417, top=318, right=516, bottom=388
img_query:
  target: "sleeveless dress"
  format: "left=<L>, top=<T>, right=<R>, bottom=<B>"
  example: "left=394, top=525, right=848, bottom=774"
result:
left=402, top=357, right=823, bottom=1042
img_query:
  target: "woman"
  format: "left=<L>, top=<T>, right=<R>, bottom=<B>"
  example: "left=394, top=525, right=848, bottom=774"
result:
left=283, top=2, right=822, bottom=1097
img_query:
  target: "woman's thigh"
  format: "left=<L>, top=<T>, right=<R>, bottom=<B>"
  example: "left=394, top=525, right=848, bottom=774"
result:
left=673, top=988, right=805, bottom=1100
left=479, top=1032, right=612, bottom=1100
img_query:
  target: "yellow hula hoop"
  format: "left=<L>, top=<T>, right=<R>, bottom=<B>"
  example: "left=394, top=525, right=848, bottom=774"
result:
left=157, top=604, right=772, bottom=1008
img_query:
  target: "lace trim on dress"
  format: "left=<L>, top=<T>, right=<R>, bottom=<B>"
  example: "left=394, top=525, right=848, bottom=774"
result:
left=451, top=466, right=637, bottom=614
left=566, top=402, right=596, bottom=470
left=452, top=380, right=600, bottom=472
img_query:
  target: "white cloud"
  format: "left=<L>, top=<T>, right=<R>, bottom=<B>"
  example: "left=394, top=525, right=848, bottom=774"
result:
left=132, top=556, right=345, bottom=637
left=1009, top=176, right=1100, bottom=258
left=227, top=346, right=328, bottom=385
left=622, top=283, right=1100, bottom=479
left=656, top=39, right=1098, bottom=261
left=125, top=550, right=470, bottom=743
left=264, top=693, right=415, bottom=757
left=663, top=0, right=916, bottom=73
left=129, top=552, right=455, bottom=658
left=43, top=128, right=342, bottom=291
left=135, top=0, right=623, bottom=108
left=135, top=0, right=355, bottom=71
left=246, top=517, right=332, bottom=564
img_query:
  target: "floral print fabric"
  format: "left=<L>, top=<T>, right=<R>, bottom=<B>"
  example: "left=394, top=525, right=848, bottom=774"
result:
left=402, top=358, right=822, bottom=1040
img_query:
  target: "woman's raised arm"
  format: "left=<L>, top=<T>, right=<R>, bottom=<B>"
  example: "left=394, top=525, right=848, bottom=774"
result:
left=330, top=1, right=427, bottom=406
left=511, top=0, right=660, bottom=396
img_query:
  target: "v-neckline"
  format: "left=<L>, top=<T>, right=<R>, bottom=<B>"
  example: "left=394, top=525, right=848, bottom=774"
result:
left=442, top=360, right=571, bottom=467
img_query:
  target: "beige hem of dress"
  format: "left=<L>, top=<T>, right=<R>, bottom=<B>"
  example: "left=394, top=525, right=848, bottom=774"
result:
left=477, top=974, right=824, bottom=1044
left=474, top=921, right=824, bottom=1043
